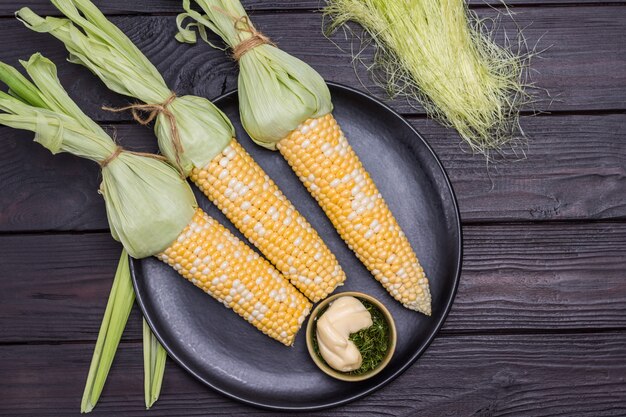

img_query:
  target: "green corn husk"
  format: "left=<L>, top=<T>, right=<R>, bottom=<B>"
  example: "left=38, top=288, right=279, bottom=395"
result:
left=176, top=0, right=332, bottom=149
left=17, top=0, right=234, bottom=175
left=0, top=54, right=188, bottom=411
left=323, top=0, right=529, bottom=156
left=143, top=319, right=167, bottom=409
left=81, top=250, right=134, bottom=413
left=0, top=53, right=196, bottom=258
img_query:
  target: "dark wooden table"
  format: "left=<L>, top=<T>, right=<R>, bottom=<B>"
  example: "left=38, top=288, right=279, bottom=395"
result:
left=1, top=1, right=625, bottom=415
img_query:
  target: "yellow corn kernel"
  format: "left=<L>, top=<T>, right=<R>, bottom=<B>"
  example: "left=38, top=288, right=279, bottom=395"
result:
left=189, top=139, right=345, bottom=302
left=277, top=114, right=431, bottom=315
left=158, top=208, right=312, bottom=346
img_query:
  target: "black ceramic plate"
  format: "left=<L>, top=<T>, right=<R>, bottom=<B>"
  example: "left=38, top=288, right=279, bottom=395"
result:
left=131, top=83, right=462, bottom=411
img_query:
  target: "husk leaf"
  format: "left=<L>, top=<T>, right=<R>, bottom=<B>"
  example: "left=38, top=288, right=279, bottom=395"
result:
left=81, top=250, right=134, bottom=413
left=17, top=0, right=234, bottom=175
left=176, top=0, right=332, bottom=149
left=0, top=53, right=196, bottom=258
left=143, top=319, right=167, bottom=409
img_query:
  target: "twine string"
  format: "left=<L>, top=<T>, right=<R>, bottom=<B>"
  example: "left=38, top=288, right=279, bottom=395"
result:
left=102, top=92, right=185, bottom=175
left=99, top=145, right=168, bottom=169
left=212, top=6, right=275, bottom=60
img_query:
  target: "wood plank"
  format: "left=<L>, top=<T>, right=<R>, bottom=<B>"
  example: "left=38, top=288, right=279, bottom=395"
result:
left=1, top=113, right=624, bottom=232
left=0, top=7, right=624, bottom=117
left=0, top=0, right=623, bottom=16
left=1, top=223, right=625, bottom=343
left=1, top=333, right=625, bottom=415
left=419, top=113, right=626, bottom=222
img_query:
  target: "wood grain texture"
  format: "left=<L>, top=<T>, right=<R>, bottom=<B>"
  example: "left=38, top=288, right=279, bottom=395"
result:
left=2, top=223, right=625, bottom=343
left=0, top=7, right=624, bottom=117
left=1, top=333, right=625, bottom=416
left=1, top=113, right=624, bottom=232
left=0, top=0, right=623, bottom=16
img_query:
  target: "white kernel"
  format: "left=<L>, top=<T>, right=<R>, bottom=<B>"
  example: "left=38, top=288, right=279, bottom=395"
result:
left=301, top=139, right=311, bottom=148
left=219, top=169, right=229, bottom=180
left=364, top=230, right=374, bottom=239
left=294, top=236, right=302, bottom=246
left=220, top=261, right=229, bottom=270
left=243, top=214, right=251, bottom=224
left=310, top=119, right=319, bottom=129
left=300, top=125, right=310, bottom=134
left=314, top=252, right=322, bottom=261
left=283, top=217, right=292, bottom=226
left=212, top=278, right=219, bottom=285
left=330, top=179, right=340, bottom=188
left=314, top=277, right=323, bottom=284
left=219, top=157, right=229, bottom=167
left=310, top=184, right=319, bottom=192
left=271, top=212, right=280, bottom=221
left=239, top=186, right=249, bottom=196
left=241, top=201, right=251, bottom=210
left=370, top=219, right=380, bottom=230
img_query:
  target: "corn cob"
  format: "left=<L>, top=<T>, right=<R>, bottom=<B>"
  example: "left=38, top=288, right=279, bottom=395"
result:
left=277, top=114, right=431, bottom=315
left=159, top=208, right=312, bottom=345
left=189, top=140, right=345, bottom=302
left=175, top=0, right=432, bottom=315
left=17, top=1, right=346, bottom=303
left=0, top=54, right=312, bottom=347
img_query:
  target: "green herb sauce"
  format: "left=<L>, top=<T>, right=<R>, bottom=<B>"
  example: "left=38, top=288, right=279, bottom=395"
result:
left=312, top=298, right=389, bottom=375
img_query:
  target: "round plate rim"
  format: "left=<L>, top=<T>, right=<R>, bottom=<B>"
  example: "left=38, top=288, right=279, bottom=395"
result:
left=130, top=82, right=463, bottom=411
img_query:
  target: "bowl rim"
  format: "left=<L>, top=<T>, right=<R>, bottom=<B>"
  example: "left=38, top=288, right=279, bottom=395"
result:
left=305, top=291, right=398, bottom=382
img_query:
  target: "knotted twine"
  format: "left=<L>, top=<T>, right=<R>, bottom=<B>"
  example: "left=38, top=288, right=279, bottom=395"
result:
left=102, top=92, right=185, bottom=176
left=99, top=145, right=168, bottom=168
left=211, top=6, right=276, bottom=61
